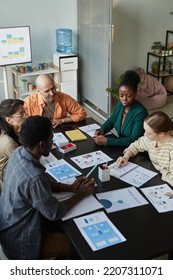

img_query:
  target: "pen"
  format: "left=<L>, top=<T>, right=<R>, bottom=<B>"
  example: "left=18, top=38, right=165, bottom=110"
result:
left=86, top=165, right=98, bottom=178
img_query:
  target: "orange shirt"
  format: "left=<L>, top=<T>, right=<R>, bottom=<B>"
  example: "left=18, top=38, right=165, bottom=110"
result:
left=24, top=91, right=87, bottom=122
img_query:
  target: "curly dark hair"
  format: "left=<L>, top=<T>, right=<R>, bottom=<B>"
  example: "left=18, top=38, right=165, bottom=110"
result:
left=119, top=70, right=140, bottom=93
left=19, top=116, right=52, bottom=149
left=0, top=99, right=24, bottom=144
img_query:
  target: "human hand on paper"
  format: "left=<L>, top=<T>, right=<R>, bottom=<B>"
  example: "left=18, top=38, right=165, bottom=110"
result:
left=93, top=129, right=104, bottom=137
left=93, top=135, right=107, bottom=146
left=116, top=156, right=129, bottom=167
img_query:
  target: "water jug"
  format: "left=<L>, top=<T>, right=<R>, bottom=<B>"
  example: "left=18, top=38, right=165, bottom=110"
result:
left=56, top=28, right=72, bottom=54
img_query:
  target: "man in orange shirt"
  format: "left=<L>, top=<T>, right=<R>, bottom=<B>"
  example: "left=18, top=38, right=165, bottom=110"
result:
left=24, top=74, right=87, bottom=128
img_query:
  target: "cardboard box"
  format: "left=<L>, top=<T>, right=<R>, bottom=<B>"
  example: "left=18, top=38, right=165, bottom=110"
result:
left=59, top=143, right=76, bottom=154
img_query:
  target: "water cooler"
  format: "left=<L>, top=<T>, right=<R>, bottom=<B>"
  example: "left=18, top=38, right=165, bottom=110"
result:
left=53, top=52, right=78, bottom=100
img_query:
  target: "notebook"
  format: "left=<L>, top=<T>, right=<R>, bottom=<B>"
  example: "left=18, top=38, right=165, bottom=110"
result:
left=65, top=129, right=87, bottom=141
left=109, top=162, right=157, bottom=187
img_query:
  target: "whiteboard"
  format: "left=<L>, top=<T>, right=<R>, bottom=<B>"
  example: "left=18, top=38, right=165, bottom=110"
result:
left=0, top=26, right=32, bottom=66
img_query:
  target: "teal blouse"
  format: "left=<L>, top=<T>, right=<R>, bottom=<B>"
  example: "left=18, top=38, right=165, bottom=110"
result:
left=101, top=100, right=148, bottom=146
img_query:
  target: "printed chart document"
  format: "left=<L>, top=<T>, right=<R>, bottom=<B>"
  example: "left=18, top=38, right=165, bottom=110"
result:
left=74, top=211, right=126, bottom=251
left=71, top=150, right=113, bottom=169
left=46, top=159, right=81, bottom=183
left=141, top=184, right=173, bottom=213
left=79, top=123, right=101, bottom=137
left=62, top=195, right=103, bottom=221
left=109, top=162, right=157, bottom=187
left=41, top=154, right=81, bottom=183
left=96, top=186, right=148, bottom=213
left=109, top=162, right=137, bottom=178
left=79, top=124, right=112, bottom=137
left=40, top=153, right=59, bottom=168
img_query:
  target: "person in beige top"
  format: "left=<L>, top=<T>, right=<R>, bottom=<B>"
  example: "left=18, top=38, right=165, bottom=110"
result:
left=0, top=99, right=27, bottom=192
left=116, top=111, right=173, bottom=186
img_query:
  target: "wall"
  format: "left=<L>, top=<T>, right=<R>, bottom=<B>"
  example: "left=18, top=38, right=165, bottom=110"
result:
left=112, top=0, right=173, bottom=81
left=1, top=0, right=173, bottom=104
left=0, top=0, right=77, bottom=101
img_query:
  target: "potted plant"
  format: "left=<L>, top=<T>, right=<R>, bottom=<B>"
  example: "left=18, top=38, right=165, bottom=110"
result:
left=151, top=41, right=162, bottom=54
left=151, top=60, right=160, bottom=74
left=106, top=74, right=124, bottom=100
left=161, top=46, right=166, bottom=56
left=165, top=58, right=173, bottom=73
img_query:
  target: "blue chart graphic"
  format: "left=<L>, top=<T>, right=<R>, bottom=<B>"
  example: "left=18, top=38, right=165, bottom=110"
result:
left=99, top=199, right=112, bottom=209
left=83, top=221, right=121, bottom=250
left=48, top=164, right=79, bottom=181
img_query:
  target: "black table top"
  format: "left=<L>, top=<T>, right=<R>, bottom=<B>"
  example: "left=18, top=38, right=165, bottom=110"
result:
left=53, top=118, right=173, bottom=260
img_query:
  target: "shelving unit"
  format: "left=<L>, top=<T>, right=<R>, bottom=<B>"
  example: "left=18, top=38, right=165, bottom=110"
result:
left=164, top=30, right=173, bottom=93
left=11, top=64, right=60, bottom=99
left=146, top=30, right=173, bottom=94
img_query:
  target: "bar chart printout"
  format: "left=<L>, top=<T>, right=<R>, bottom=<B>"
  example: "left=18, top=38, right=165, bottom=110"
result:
left=0, top=26, right=31, bottom=66
left=74, top=211, right=126, bottom=251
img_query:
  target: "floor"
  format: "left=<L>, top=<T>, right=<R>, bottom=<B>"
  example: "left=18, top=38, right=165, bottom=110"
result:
left=148, top=94, right=173, bottom=118
left=83, top=95, right=173, bottom=261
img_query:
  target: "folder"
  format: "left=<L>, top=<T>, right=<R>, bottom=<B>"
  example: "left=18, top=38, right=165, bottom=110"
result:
left=65, top=129, right=87, bottom=141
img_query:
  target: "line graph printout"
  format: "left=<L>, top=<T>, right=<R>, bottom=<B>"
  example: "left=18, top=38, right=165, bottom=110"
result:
left=0, top=26, right=31, bottom=66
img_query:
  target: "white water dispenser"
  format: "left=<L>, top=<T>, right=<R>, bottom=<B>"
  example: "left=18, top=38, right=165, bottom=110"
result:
left=53, top=52, right=78, bottom=100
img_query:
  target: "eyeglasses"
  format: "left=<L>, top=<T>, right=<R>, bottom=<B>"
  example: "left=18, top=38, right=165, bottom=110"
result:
left=12, top=110, right=27, bottom=119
